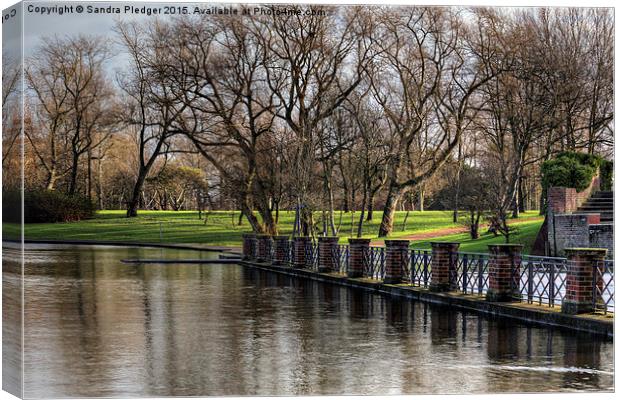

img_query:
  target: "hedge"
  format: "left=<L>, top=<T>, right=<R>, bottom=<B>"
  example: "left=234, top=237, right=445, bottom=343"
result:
left=600, top=159, right=613, bottom=191
left=541, top=151, right=612, bottom=192
left=3, top=189, right=95, bottom=223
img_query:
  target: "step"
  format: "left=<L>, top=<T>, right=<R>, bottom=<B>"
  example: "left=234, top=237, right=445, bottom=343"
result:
left=575, top=210, right=613, bottom=218
left=578, top=204, right=614, bottom=211
left=580, top=206, right=614, bottom=212
left=593, top=191, right=614, bottom=199
left=580, top=201, right=614, bottom=206
left=590, top=198, right=613, bottom=203
left=587, top=198, right=614, bottom=203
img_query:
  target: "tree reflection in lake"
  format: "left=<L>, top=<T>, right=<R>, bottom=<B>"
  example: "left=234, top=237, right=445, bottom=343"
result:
left=2, top=244, right=613, bottom=397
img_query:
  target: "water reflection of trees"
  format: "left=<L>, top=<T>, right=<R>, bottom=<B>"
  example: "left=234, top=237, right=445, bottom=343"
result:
left=2, top=246, right=23, bottom=396
left=20, top=255, right=613, bottom=396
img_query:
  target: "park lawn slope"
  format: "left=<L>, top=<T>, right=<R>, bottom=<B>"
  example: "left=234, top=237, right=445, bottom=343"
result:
left=409, top=218, right=544, bottom=254
left=3, top=209, right=543, bottom=253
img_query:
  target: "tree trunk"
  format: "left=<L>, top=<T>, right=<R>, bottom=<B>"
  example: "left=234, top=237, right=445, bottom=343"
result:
left=322, top=210, right=327, bottom=236
left=401, top=210, right=410, bottom=232
left=323, top=165, right=338, bottom=236
left=366, top=191, right=374, bottom=221
left=87, top=149, right=92, bottom=202
left=126, top=170, right=147, bottom=217
left=469, top=210, right=481, bottom=239
left=378, top=183, right=403, bottom=237
left=418, top=186, right=425, bottom=212
left=257, top=206, right=276, bottom=235
left=45, top=130, right=58, bottom=190
left=302, top=207, right=312, bottom=237
left=68, top=151, right=80, bottom=195
left=240, top=200, right=262, bottom=233
left=539, top=189, right=546, bottom=216
left=341, top=175, right=350, bottom=213
left=518, top=176, right=526, bottom=213
left=511, top=196, right=519, bottom=218
left=97, top=155, right=103, bottom=209
left=454, top=142, right=463, bottom=222
left=46, top=166, right=58, bottom=191
left=294, top=199, right=312, bottom=237
left=254, top=184, right=277, bottom=235
left=356, top=181, right=368, bottom=238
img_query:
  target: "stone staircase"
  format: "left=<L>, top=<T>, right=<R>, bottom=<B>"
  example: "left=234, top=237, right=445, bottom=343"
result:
left=576, top=191, right=614, bottom=223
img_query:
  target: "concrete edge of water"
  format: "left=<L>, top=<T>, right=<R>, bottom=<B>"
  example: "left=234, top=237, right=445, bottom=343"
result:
left=240, top=261, right=614, bottom=338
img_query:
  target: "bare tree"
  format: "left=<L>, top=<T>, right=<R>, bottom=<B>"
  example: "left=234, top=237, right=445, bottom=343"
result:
left=370, top=8, right=490, bottom=237
left=162, top=15, right=281, bottom=233
left=343, top=91, right=389, bottom=235
left=116, top=21, right=188, bottom=217
left=252, top=5, right=374, bottom=235
left=2, top=53, right=21, bottom=170
left=25, top=36, right=115, bottom=194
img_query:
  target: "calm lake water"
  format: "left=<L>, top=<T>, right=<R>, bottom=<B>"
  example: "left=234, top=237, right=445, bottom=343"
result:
left=2, top=244, right=614, bottom=397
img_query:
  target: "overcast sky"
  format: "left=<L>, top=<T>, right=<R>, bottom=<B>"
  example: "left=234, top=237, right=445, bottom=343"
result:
left=2, top=1, right=327, bottom=75
left=3, top=1, right=615, bottom=79
left=3, top=1, right=191, bottom=74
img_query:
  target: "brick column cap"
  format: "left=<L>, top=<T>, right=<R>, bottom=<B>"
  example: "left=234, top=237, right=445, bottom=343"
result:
left=385, top=239, right=410, bottom=246
left=318, top=236, right=339, bottom=242
left=242, top=233, right=257, bottom=238
left=348, top=238, right=371, bottom=245
left=565, top=247, right=607, bottom=257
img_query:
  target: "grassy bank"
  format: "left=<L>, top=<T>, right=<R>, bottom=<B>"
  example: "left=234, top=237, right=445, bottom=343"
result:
left=3, top=209, right=544, bottom=253
left=408, top=218, right=543, bottom=253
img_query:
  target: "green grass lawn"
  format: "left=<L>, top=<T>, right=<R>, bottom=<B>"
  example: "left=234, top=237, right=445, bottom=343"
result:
left=3, top=209, right=543, bottom=253
left=409, top=218, right=544, bottom=254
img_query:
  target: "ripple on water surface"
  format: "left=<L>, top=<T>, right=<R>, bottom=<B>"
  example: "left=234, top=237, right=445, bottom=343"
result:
left=2, top=244, right=613, bottom=397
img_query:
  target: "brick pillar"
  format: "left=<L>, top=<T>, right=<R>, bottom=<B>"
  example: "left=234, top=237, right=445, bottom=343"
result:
left=318, top=236, right=339, bottom=272
left=272, top=235, right=290, bottom=265
left=242, top=233, right=257, bottom=260
left=348, top=238, right=371, bottom=278
left=547, top=187, right=577, bottom=213
left=561, top=248, right=607, bottom=314
left=292, top=236, right=311, bottom=268
left=384, top=240, right=409, bottom=284
left=256, top=234, right=273, bottom=262
left=430, top=242, right=460, bottom=292
left=486, top=244, right=523, bottom=302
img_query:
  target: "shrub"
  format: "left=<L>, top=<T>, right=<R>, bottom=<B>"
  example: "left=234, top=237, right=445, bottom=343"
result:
left=2, top=189, right=95, bottom=223
left=600, top=159, right=613, bottom=191
left=541, top=152, right=601, bottom=192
